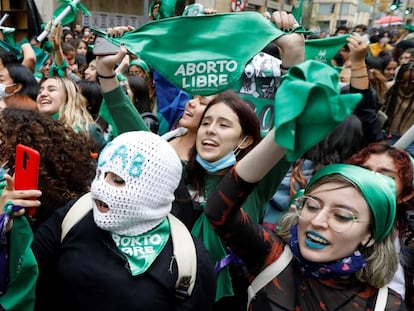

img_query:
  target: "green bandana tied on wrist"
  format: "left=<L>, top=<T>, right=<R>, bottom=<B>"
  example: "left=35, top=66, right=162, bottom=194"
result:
left=307, top=164, right=396, bottom=241
left=274, top=60, right=362, bottom=162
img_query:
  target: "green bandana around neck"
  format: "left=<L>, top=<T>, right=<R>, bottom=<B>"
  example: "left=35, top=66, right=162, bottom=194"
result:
left=273, top=60, right=362, bottom=162
left=99, top=12, right=310, bottom=96
left=111, top=218, right=170, bottom=276
left=306, top=164, right=396, bottom=241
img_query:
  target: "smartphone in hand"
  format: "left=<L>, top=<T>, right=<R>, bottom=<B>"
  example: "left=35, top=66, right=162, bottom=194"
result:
left=93, top=37, right=120, bottom=56
left=14, top=144, right=40, bottom=216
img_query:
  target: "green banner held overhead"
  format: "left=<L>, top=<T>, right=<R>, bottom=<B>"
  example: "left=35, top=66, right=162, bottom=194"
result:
left=305, top=35, right=349, bottom=65
left=274, top=60, right=362, bottom=161
left=103, top=12, right=309, bottom=96
left=291, top=0, right=304, bottom=24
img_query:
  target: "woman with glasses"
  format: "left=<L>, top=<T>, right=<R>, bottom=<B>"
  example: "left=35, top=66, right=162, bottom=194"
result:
left=205, top=126, right=404, bottom=310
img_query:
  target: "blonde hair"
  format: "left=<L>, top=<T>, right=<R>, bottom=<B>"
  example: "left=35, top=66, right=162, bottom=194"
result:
left=278, top=175, right=398, bottom=288
left=48, top=76, right=95, bottom=135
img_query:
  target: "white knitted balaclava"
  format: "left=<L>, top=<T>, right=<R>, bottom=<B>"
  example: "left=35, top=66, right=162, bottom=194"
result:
left=91, top=131, right=182, bottom=235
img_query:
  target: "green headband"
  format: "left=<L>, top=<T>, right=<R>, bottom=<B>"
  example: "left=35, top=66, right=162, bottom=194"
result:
left=129, top=59, right=150, bottom=75
left=306, top=164, right=396, bottom=241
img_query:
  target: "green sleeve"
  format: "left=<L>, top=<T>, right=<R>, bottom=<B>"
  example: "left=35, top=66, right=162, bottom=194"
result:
left=100, top=86, right=149, bottom=136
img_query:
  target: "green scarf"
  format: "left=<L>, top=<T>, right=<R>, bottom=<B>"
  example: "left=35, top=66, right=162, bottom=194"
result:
left=274, top=60, right=362, bottom=161
left=190, top=174, right=232, bottom=301
left=0, top=217, right=38, bottom=311
left=112, top=218, right=170, bottom=276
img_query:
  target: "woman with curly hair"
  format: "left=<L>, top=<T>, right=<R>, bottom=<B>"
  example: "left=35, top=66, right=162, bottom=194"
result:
left=0, top=108, right=97, bottom=229
left=36, top=76, right=106, bottom=151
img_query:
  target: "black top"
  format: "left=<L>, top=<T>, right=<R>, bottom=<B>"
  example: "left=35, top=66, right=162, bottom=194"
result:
left=32, top=201, right=216, bottom=311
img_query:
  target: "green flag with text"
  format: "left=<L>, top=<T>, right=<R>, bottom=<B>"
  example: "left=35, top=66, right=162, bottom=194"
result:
left=103, top=12, right=291, bottom=96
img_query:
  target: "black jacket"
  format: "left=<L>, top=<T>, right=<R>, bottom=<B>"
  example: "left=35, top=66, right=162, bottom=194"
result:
left=32, top=202, right=216, bottom=311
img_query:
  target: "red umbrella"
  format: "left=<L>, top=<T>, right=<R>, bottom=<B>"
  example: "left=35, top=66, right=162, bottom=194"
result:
left=374, top=15, right=403, bottom=25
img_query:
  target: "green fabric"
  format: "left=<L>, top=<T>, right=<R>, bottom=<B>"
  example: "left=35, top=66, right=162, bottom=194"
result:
left=191, top=157, right=291, bottom=301
left=0, top=38, right=19, bottom=56
left=0, top=38, right=49, bottom=72
left=112, top=218, right=170, bottom=276
left=52, top=0, right=90, bottom=26
left=405, top=24, right=414, bottom=32
left=129, top=59, right=150, bottom=75
left=274, top=60, right=362, bottom=162
left=305, top=35, right=349, bottom=65
left=0, top=217, right=38, bottom=311
left=32, top=45, right=50, bottom=72
left=50, top=58, right=68, bottom=77
left=149, top=0, right=183, bottom=20
left=291, top=0, right=304, bottom=23
left=191, top=174, right=230, bottom=301
left=157, top=111, right=170, bottom=135
left=99, top=85, right=149, bottom=139
left=0, top=26, right=15, bottom=46
left=100, top=12, right=310, bottom=96
left=306, top=164, right=396, bottom=241
left=50, top=112, right=59, bottom=120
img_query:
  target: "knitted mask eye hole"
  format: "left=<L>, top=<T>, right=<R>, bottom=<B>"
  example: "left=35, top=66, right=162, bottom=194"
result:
left=105, top=172, right=126, bottom=188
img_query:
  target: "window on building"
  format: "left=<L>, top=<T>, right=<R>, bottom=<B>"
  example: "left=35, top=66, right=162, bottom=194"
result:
left=318, top=21, right=330, bottom=32
left=338, top=3, right=351, bottom=15
left=319, top=3, right=335, bottom=14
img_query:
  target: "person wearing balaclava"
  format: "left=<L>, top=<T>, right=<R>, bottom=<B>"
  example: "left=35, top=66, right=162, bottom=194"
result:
left=31, top=131, right=216, bottom=310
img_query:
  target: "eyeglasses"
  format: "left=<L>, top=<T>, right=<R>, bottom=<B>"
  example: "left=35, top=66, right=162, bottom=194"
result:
left=294, top=195, right=370, bottom=233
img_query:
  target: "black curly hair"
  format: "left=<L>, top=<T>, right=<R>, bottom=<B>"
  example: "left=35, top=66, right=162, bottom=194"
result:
left=0, top=108, right=98, bottom=229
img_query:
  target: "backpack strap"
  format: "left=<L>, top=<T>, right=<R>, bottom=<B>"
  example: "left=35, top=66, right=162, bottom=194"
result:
left=168, top=213, right=197, bottom=299
left=60, top=195, right=197, bottom=299
left=246, top=246, right=293, bottom=310
left=61, top=192, right=93, bottom=242
left=374, top=286, right=388, bottom=311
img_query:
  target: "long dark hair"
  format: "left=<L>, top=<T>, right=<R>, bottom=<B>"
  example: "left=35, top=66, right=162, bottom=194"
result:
left=186, top=90, right=262, bottom=194
left=383, top=62, right=414, bottom=133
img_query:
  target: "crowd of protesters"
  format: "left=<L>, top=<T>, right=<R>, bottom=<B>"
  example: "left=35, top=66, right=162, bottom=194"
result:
left=0, top=2, right=413, bottom=311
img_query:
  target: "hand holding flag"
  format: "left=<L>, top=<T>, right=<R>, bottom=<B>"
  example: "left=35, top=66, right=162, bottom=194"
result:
left=37, top=0, right=90, bottom=42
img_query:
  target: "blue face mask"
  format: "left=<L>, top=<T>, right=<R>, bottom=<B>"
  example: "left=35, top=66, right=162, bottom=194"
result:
left=196, top=151, right=236, bottom=173
left=196, top=136, right=247, bottom=173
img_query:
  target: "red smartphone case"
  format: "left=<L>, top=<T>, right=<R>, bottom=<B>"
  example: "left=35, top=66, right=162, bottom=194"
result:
left=14, top=144, right=40, bottom=216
